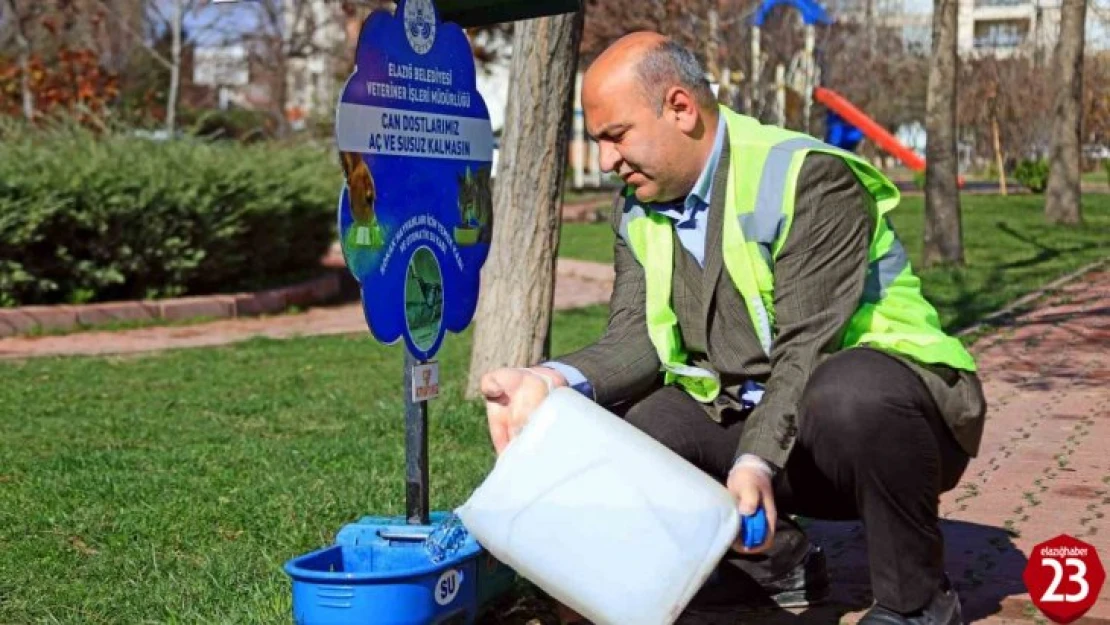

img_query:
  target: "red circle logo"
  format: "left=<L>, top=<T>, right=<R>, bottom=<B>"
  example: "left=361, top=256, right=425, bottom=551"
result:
left=1023, top=534, right=1105, bottom=624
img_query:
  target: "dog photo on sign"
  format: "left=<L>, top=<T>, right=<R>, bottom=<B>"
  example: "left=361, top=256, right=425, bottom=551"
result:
left=340, top=151, right=385, bottom=250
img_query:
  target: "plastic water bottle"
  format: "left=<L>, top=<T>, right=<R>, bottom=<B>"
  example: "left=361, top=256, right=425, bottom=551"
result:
left=457, top=387, right=744, bottom=625
left=424, top=513, right=470, bottom=564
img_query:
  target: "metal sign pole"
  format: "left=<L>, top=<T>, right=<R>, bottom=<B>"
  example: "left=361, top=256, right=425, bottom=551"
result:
left=404, top=350, right=430, bottom=525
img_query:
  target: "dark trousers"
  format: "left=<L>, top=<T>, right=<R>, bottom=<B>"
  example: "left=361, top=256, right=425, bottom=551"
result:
left=618, top=347, right=970, bottom=613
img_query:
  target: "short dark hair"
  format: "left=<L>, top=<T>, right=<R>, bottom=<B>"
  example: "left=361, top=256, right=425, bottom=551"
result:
left=634, top=40, right=717, bottom=115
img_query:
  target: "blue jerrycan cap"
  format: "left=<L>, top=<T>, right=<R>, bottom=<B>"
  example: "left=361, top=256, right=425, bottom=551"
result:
left=739, top=507, right=768, bottom=549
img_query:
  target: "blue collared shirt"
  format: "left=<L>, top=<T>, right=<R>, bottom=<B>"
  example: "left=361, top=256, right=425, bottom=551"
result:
left=546, top=115, right=727, bottom=394
left=647, top=113, right=726, bottom=268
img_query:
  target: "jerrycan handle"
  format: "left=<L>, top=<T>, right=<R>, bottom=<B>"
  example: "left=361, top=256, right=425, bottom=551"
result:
left=739, top=507, right=768, bottom=549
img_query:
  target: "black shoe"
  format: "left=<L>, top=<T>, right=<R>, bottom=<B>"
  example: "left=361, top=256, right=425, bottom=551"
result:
left=859, top=581, right=963, bottom=625
left=686, top=517, right=830, bottom=613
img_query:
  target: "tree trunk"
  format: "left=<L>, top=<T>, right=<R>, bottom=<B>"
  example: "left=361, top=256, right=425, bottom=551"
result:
left=1044, top=0, right=1086, bottom=225
left=271, top=60, right=291, bottom=138
left=990, top=97, right=1006, bottom=196
left=16, top=30, right=33, bottom=121
left=4, top=0, right=35, bottom=120
left=865, top=0, right=876, bottom=117
left=465, top=9, right=585, bottom=398
left=923, top=0, right=964, bottom=266
left=706, top=7, right=720, bottom=83
left=166, top=0, right=182, bottom=135
left=342, top=2, right=363, bottom=74
left=866, top=0, right=877, bottom=55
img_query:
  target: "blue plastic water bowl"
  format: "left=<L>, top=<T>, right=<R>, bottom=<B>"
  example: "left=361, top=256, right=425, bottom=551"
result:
left=284, top=512, right=512, bottom=625
left=344, top=513, right=516, bottom=611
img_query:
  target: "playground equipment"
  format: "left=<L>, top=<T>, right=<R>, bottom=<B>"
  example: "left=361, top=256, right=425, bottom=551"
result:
left=750, top=0, right=955, bottom=181
left=815, top=87, right=924, bottom=166
left=814, top=87, right=965, bottom=185
left=748, top=0, right=831, bottom=133
left=569, top=0, right=941, bottom=189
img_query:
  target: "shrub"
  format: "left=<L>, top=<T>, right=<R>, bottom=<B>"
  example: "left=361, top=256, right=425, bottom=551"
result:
left=983, top=160, right=1000, bottom=182
left=1014, top=159, right=1050, bottom=193
left=913, top=170, right=926, bottom=190
left=0, top=122, right=340, bottom=306
left=0, top=47, right=118, bottom=125
left=180, top=108, right=277, bottom=142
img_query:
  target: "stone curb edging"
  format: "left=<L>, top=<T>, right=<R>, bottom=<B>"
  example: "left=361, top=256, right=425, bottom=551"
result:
left=554, top=258, right=616, bottom=283
left=955, top=256, right=1110, bottom=340
left=0, top=272, right=342, bottom=338
left=1, top=251, right=1101, bottom=342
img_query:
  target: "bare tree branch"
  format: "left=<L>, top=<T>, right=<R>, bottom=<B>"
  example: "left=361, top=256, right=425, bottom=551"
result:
left=88, top=0, right=174, bottom=70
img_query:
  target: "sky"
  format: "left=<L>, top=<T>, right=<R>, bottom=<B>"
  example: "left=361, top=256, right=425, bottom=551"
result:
left=176, top=0, right=258, bottom=47
left=174, top=0, right=1109, bottom=51
left=168, top=0, right=1105, bottom=55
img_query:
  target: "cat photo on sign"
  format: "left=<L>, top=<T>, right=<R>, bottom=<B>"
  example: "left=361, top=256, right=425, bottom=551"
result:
left=454, top=165, right=493, bottom=247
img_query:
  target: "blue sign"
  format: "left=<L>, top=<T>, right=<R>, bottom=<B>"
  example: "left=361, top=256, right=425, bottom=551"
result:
left=335, top=0, right=493, bottom=361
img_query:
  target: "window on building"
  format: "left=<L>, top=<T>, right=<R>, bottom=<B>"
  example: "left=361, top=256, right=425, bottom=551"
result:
left=973, top=18, right=1029, bottom=48
left=902, top=24, right=932, bottom=52
left=974, top=0, right=1030, bottom=7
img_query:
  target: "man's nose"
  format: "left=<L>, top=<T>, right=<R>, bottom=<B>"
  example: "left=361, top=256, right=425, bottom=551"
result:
left=598, top=142, right=621, bottom=174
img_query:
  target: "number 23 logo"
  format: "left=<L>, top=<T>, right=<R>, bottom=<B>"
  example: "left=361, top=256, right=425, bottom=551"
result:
left=1041, top=558, right=1089, bottom=603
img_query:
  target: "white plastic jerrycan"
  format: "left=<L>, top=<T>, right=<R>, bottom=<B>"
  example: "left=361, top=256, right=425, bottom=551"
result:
left=456, top=386, right=741, bottom=625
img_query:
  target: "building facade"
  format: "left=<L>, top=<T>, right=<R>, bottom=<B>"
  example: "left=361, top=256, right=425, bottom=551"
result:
left=283, top=0, right=348, bottom=128
left=828, top=0, right=1070, bottom=57
left=960, top=0, right=1061, bottom=57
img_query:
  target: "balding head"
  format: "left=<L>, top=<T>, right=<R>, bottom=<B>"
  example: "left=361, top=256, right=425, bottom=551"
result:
left=580, top=33, right=721, bottom=204
left=585, top=32, right=717, bottom=117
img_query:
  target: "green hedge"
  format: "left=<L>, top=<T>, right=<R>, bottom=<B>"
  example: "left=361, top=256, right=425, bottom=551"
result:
left=0, top=124, right=340, bottom=306
left=1014, top=159, right=1050, bottom=193
left=179, top=108, right=277, bottom=142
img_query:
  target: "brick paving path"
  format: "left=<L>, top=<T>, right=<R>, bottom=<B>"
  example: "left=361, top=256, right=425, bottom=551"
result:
left=790, top=267, right=1110, bottom=625
left=3, top=243, right=1107, bottom=624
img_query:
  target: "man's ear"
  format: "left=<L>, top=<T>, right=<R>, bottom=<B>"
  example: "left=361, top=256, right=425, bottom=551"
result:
left=663, top=86, right=700, bottom=134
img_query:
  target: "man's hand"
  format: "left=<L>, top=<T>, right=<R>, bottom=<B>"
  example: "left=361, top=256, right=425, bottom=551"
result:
left=479, top=367, right=567, bottom=455
left=726, top=462, right=778, bottom=554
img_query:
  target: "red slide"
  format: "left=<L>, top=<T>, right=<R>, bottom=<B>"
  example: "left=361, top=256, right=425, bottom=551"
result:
left=813, top=87, right=964, bottom=187
left=813, top=86, right=925, bottom=171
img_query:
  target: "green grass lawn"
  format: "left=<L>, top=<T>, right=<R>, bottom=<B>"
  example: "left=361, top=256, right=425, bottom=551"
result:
left=1082, top=168, right=1108, bottom=184
left=557, top=221, right=617, bottom=264
left=1, top=194, right=1108, bottom=623
left=559, top=193, right=1110, bottom=331
left=0, top=310, right=608, bottom=624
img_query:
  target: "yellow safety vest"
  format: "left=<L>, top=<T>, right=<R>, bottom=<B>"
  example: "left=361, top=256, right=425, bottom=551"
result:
left=620, top=105, right=977, bottom=402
